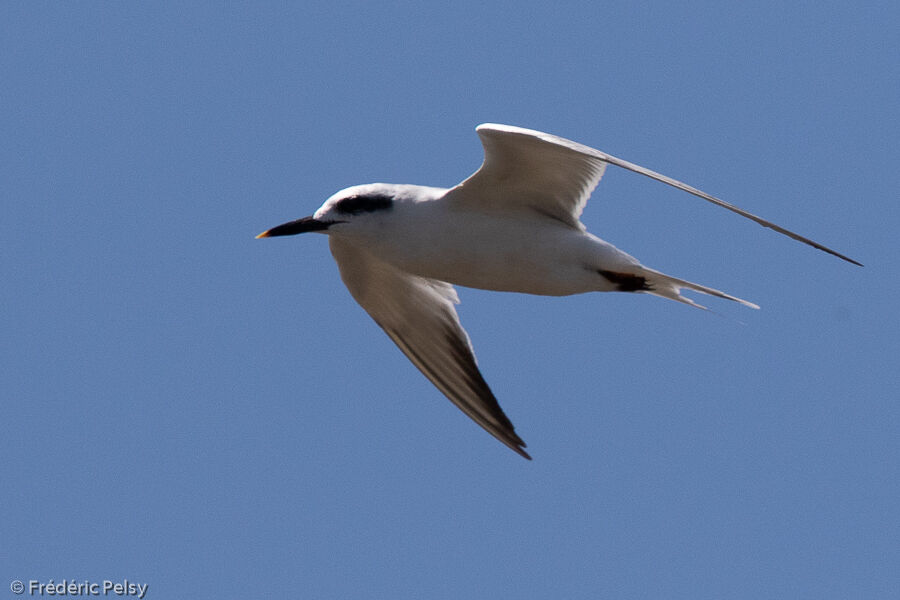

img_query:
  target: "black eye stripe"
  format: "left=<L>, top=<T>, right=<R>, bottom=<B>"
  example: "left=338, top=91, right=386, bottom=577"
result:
left=335, top=194, right=393, bottom=215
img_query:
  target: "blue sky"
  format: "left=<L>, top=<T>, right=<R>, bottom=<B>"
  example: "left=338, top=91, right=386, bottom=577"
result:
left=2, top=2, right=898, bottom=598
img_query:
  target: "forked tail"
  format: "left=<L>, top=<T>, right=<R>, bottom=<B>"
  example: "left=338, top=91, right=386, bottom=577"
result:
left=639, top=266, right=760, bottom=310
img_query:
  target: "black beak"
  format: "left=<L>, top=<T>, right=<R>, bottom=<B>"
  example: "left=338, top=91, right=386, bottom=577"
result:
left=256, top=216, right=334, bottom=239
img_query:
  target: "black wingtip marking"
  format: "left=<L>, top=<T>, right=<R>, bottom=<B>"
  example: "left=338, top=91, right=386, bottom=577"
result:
left=436, top=323, right=531, bottom=459
left=383, top=321, right=530, bottom=459
left=598, top=270, right=652, bottom=292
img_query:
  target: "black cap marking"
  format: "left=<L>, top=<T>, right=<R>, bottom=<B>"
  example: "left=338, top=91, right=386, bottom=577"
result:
left=334, top=193, right=393, bottom=215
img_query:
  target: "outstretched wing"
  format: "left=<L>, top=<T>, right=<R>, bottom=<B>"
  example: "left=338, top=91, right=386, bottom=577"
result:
left=448, top=123, right=861, bottom=265
left=447, top=123, right=609, bottom=229
left=329, top=237, right=530, bottom=459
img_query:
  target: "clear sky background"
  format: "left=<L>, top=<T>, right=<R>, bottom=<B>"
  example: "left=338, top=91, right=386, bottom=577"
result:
left=2, top=3, right=898, bottom=599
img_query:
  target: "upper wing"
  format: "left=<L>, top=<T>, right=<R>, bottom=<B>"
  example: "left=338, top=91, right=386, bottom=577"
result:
left=329, top=237, right=530, bottom=459
left=447, top=123, right=609, bottom=229
left=449, top=123, right=861, bottom=265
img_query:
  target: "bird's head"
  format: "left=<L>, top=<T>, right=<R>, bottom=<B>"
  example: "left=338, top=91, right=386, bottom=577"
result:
left=256, top=184, right=397, bottom=239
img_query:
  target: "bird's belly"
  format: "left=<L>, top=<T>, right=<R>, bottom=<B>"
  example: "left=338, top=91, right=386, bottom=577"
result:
left=410, top=247, right=589, bottom=295
left=360, top=220, right=630, bottom=296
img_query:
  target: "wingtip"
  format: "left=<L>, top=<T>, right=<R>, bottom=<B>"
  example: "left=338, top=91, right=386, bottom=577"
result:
left=506, top=433, right=531, bottom=460
left=813, top=243, right=862, bottom=267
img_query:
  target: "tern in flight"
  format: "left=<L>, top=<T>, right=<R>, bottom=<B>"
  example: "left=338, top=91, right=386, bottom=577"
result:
left=257, top=124, right=860, bottom=459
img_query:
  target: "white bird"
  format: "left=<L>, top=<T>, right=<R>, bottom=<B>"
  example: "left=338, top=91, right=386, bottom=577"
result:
left=257, top=124, right=860, bottom=459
